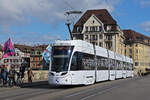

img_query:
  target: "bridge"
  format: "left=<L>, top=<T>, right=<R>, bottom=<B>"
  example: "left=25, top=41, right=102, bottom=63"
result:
left=0, top=76, right=149, bottom=100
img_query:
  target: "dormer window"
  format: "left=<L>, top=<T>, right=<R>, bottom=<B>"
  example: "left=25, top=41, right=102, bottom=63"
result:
left=86, top=27, right=88, bottom=32
left=99, top=26, right=102, bottom=32
left=107, top=25, right=112, bottom=31
left=77, top=26, right=83, bottom=33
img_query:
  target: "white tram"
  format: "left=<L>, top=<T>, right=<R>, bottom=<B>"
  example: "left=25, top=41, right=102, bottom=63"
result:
left=48, top=40, right=133, bottom=85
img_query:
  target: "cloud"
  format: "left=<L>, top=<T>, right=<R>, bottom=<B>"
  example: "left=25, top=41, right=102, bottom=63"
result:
left=140, top=21, right=150, bottom=32
left=0, top=0, right=120, bottom=29
left=13, top=32, right=62, bottom=45
left=141, top=0, right=150, bottom=7
left=0, top=0, right=120, bottom=44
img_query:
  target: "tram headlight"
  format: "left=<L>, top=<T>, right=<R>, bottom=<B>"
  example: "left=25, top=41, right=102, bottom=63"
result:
left=49, top=72, right=54, bottom=76
left=61, top=72, right=67, bottom=76
left=65, top=79, right=68, bottom=82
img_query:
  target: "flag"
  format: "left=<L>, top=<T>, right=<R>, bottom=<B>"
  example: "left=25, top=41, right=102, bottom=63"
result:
left=2, top=38, right=15, bottom=58
left=42, top=44, right=51, bottom=64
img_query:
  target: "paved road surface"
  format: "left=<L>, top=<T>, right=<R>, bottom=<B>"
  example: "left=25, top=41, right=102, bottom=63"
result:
left=0, top=75, right=150, bottom=100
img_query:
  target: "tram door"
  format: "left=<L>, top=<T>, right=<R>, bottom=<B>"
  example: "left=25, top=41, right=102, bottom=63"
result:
left=109, top=59, right=115, bottom=80
left=109, top=70, right=116, bottom=80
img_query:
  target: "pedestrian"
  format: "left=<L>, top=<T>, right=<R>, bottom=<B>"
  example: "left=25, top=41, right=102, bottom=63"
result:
left=20, top=64, right=26, bottom=81
left=137, top=70, right=142, bottom=77
left=1, top=66, right=4, bottom=86
left=8, top=66, right=16, bottom=87
left=27, top=68, right=34, bottom=83
left=0, top=66, right=2, bottom=85
left=2, top=65, right=8, bottom=86
left=139, top=70, right=142, bottom=77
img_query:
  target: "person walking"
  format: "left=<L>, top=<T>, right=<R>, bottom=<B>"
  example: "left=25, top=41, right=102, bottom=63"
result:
left=137, top=70, right=142, bottom=77
left=8, top=67, right=16, bottom=87
left=2, top=65, right=8, bottom=86
left=20, top=64, right=26, bottom=81
left=0, top=66, right=2, bottom=85
left=27, top=68, right=34, bottom=83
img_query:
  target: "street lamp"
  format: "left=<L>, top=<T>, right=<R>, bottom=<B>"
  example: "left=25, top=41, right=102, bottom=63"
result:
left=65, top=10, right=82, bottom=40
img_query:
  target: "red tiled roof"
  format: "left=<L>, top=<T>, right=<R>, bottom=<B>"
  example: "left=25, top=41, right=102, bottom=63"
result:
left=75, top=9, right=117, bottom=26
left=14, top=44, right=33, bottom=52
left=123, top=29, right=150, bottom=45
left=14, top=44, right=48, bottom=52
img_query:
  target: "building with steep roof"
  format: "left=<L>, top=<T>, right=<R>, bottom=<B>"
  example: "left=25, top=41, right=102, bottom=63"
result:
left=72, top=9, right=125, bottom=55
left=123, top=29, right=150, bottom=75
left=14, top=44, right=48, bottom=70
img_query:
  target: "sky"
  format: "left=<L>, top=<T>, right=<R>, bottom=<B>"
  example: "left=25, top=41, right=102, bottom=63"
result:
left=0, top=0, right=150, bottom=45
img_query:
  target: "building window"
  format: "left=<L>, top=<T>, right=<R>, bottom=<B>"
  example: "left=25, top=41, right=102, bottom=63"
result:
left=106, top=35, right=112, bottom=40
left=37, top=51, right=41, bottom=55
left=33, top=57, right=35, bottom=61
left=95, top=35, right=98, bottom=40
left=92, top=26, right=95, bottom=32
left=92, top=35, right=95, bottom=40
left=136, top=49, right=138, bottom=53
left=99, top=34, right=103, bottom=39
left=135, top=62, right=138, bottom=66
left=130, top=55, right=132, bottom=58
left=129, top=49, right=132, bottom=54
left=90, top=26, right=98, bottom=32
left=86, top=27, right=88, bottom=32
left=85, top=35, right=88, bottom=40
left=90, top=27, right=92, bottom=31
left=107, top=25, right=112, bottom=31
left=136, top=43, right=138, bottom=47
left=136, top=55, right=138, bottom=59
left=130, top=44, right=132, bottom=47
left=99, top=26, right=102, bottom=31
left=106, top=42, right=112, bottom=49
left=39, top=57, right=41, bottom=61
left=77, top=27, right=82, bottom=33
left=95, top=26, right=98, bottom=31
left=99, top=42, right=102, bottom=47
left=92, top=35, right=98, bottom=40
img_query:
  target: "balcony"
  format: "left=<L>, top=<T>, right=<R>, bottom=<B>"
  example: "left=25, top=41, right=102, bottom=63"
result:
left=104, top=38, right=112, bottom=42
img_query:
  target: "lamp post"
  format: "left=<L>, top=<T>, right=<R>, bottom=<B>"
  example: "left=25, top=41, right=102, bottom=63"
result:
left=65, top=10, right=82, bottom=40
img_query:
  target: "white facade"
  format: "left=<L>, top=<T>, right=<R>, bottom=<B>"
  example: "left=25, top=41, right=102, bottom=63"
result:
left=0, top=48, right=24, bottom=70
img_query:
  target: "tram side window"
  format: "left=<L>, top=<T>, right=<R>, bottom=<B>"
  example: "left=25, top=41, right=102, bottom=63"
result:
left=129, top=63, right=133, bottom=70
left=116, top=60, right=121, bottom=70
left=120, top=61, right=123, bottom=70
left=126, top=63, right=130, bottom=70
left=97, top=57, right=108, bottom=70
left=119, top=61, right=121, bottom=70
left=123, top=62, right=126, bottom=70
left=116, top=60, right=119, bottom=70
left=82, top=53, right=95, bottom=70
left=126, top=62, right=128, bottom=70
left=70, top=52, right=80, bottom=70
left=109, top=59, right=115, bottom=70
left=70, top=52, right=95, bottom=71
left=131, top=64, right=133, bottom=70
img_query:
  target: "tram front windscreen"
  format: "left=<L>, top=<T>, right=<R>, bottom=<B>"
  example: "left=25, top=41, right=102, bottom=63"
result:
left=51, top=46, right=73, bottom=72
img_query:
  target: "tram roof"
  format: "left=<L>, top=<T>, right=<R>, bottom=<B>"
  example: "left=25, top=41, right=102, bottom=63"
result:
left=53, top=40, right=133, bottom=63
left=53, top=40, right=91, bottom=46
